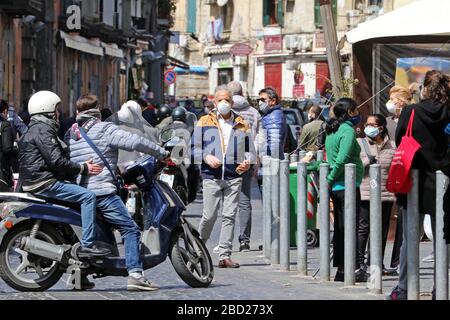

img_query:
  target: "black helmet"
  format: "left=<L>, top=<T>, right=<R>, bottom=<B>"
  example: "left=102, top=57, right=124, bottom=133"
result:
left=172, top=106, right=187, bottom=122
left=157, top=104, right=171, bottom=121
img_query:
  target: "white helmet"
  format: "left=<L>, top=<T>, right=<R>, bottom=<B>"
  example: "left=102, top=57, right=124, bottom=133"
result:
left=117, top=100, right=141, bottom=124
left=28, top=91, right=61, bottom=116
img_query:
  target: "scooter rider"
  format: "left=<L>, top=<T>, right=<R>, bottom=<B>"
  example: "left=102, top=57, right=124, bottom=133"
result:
left=18, top=91, right=109, bottom=258
left=66, top=94, right=170, bottom=291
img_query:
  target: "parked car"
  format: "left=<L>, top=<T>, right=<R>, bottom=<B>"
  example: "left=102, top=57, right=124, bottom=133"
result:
left=283, top=108, right=304, bottom=154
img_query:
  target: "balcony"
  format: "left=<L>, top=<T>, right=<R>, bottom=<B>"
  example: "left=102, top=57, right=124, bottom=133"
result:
left=0, top=0, right=45, bottom=19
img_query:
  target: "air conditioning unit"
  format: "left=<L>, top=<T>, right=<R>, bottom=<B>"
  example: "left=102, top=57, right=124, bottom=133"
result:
left=204, top=0, right=217, bottom=4
left=285, top=35, right=299, bottom=51
left=298, top=35, right=313, bottom=52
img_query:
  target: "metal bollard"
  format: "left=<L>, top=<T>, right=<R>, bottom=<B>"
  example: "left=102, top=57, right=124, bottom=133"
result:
left=263, top=156, right=272, bottom=260
left=290, top=153, right=299, bottom=164
left=299, top=151, right=307, bottom=161
left=369, top=164, right=382, bottom=294
left=297, top=161, right=308, bottom=275
left=344, top=164, right=356, bottom=286
left=271, top=158, right=280, bottom=265
left=435, top=171, right=449, bottom=300
left=319, top=163, right=330, bottom=281
left=407, top=170, right=420, bottom=300
left=280, top=159, right=290, bottom=271
left=317, top=150, right=324, bottom=162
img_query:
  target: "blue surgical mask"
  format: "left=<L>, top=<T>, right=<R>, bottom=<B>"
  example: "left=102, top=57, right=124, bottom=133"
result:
left=364, top=126, right=380, bottom=139
left=349, top=115, right=361, bottom=126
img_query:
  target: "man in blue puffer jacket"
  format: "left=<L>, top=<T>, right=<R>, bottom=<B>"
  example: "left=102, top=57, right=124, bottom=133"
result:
left=258, top=87, right=287, bottom=160
left=66, top=95, right=169, bottom=291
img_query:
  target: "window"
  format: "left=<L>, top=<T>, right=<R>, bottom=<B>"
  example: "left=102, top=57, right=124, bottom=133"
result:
left=187, top=0, right=197, bottom=33
left=263, top=0, right=284, bottom=27
left=218, top=68, right=233, bottom=86
left=219, top=2, right=234, bottom=31
left=314, top=0, right=337, bottom=27
left=355, top=0, right=383, bottom=10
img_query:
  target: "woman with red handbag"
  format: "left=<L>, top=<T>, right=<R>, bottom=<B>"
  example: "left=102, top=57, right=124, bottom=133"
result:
left=388, top=70, right=450, bottom=300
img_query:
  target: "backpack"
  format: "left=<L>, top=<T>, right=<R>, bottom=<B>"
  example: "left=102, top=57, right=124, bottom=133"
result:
left=386, top=109, right=421, bottom=194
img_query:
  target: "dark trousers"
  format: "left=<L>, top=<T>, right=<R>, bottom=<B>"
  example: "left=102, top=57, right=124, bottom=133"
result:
left=391, top=206, right=403, bottom=268
left=331, top=188, right=361, bottom=269
left=357, top=201, right=394, bottom=267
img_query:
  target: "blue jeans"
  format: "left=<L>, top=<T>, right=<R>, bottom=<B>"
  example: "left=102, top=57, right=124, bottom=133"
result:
left=96, top=194, right=143, bottom=274
left=37, top=181, right=97, bottom=248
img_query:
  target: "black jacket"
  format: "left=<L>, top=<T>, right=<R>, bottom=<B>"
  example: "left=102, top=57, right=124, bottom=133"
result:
left=0, top=118, right=14, bottom=190
left=19, top=117, right=85, bottom=193
left=395, top=100, right=450, bottom=215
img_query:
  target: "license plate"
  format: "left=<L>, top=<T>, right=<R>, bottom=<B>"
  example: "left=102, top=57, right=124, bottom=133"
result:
left=160, top=173, right=175, bottom=187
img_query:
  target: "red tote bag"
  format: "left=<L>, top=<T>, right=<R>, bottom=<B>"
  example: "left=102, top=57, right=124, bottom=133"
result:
left=386, top=109, right=421, bottom=194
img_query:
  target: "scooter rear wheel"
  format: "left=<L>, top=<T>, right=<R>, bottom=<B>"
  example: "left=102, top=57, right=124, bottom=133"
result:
left=169, top=228, right=213, bottom=288
left=0, top=223, right=65, bottom=292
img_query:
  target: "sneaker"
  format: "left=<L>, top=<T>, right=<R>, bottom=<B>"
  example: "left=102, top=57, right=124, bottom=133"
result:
left=213, top=245, right=220, bottom=254
left=127, top=275, right=160, bottom=291
left=383, top=267, right=399, bottom=277
left=355, top=269, right=370, bottom=283
left=78, top=245, right=111, bottom=258
left=422, top=253, right=434, bottom=263
left=387, top=286, right=407, bottom=300
left=239, top=242, right=250, bottom=252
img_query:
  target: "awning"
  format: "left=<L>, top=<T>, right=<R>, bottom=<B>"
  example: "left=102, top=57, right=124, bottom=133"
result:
left=167, top=55, right=190, bottom=69
left=346, top=0, right=450, bottom=44
left=174, top=66, right=208, bottom=74
left=203, top=44, right=233, bottom=55
left=60, top=31, right=104, bottom=56
left=101, top=42, right=124, bottom=58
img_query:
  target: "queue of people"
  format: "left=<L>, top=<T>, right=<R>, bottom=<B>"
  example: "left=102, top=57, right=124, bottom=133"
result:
left=0, top=68, right=448, bottom=298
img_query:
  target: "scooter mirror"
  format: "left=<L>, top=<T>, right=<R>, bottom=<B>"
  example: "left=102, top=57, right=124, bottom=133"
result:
left=160, top=129, right=175, bottom=143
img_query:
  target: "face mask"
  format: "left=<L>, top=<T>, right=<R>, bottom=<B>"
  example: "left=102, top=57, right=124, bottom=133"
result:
left=217, top=101, right=231, bottom=115
left=259, top=101, right=270, bottom=114
left=308, top=114, right=315, bottom=122
left=204, top=107, right=212, bottom=114
left=386, top=101, right=396, bottom=114
left=349, top=115, right=361, bottom=126
left=364, top=126, right=380, bottom=139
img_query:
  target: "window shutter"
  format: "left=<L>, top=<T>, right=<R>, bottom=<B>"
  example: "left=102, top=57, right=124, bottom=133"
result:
left=263, top=0, right=270, bottom=26
left=314, top=0, right=337, bottom=27
left=277, top=0, right=284, bottom=27
left=187, top=0, right=197, bottom=33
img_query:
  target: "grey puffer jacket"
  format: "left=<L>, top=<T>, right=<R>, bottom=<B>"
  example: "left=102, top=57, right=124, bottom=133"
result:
left=232, top=95, right=263, bottom=153
left=66, top=117, right=168, bottom=196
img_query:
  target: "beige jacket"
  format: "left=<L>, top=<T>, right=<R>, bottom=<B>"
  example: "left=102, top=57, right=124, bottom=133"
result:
left=357, top=136, right=396, bottom=202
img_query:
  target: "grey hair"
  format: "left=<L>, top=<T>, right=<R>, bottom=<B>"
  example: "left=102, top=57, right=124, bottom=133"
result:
left=227, top=81, right=243, bottom=96
left=214, top=86, right=233, bottom=100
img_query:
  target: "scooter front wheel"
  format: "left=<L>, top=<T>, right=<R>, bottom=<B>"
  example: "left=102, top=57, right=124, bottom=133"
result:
left=169, top=228, right=214, bottom=288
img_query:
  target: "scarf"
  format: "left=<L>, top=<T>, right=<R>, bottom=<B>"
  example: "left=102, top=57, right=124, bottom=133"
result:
left=71, top=109, right=102, bottom=141
left=32, top=114, right=60, bottom=131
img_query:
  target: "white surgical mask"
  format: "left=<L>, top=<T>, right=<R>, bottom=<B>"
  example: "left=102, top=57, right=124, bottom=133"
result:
left=308, top=114, right=315, bottom=122
left=386, top=101, right=396, bottom=114
left=364, top=126, right=380, bottom=139
left=259, top=101, right=270, bottom=114
left=217, top=101, right=231, bottom=115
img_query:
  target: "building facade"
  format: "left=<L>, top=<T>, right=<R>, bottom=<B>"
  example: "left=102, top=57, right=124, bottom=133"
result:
left=169, top=0, right=417, bottom=100
left=0, top=0, right=170, bottom=116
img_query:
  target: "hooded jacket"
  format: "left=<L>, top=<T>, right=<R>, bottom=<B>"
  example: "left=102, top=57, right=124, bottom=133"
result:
left=66, top=113, right=168, bottom=196
left=395, top=100, right=450, bottom=215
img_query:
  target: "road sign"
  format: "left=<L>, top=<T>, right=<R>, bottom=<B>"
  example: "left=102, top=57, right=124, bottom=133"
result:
left=164, top=70, right=176, bottom=85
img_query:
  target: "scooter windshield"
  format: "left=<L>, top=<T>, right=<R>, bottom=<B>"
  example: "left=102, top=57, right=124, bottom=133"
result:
left=105, top=107, right=161, bottom=172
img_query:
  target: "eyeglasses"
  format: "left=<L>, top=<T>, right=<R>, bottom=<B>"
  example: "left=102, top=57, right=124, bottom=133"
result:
left=258, top=98, right=267, bottom=103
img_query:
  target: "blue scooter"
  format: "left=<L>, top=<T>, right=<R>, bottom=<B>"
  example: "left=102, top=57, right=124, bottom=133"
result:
left=0, top=153, right=213, bottom=291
